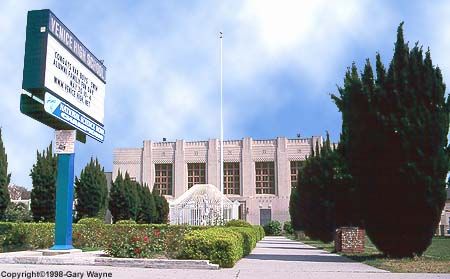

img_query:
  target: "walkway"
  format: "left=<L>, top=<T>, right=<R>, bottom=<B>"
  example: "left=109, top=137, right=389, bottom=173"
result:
left=0, top=236, right=448, bottom=278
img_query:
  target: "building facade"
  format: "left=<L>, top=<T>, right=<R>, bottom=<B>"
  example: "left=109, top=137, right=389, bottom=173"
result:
left=113, top=136, right=322, bottom=225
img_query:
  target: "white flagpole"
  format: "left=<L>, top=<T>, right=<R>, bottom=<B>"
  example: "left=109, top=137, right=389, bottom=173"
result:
left=219, top=31, right=224, bottom=223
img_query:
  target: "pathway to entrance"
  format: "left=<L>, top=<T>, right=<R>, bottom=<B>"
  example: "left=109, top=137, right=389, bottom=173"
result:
left=0, top=236, right=447, bottom=278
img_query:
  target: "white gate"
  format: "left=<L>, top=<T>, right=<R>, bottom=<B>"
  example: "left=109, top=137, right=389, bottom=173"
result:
left=169, top=184, right=240, bottom=225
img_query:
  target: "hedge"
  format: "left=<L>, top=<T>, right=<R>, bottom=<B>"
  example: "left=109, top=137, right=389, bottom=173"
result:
left=179, top=227, right=244, bottom=267
left=229, top=227, right=258, bottom=255
left=179, top=225, right=264, bottom=267
left=0, top=222, right=265, bottom=267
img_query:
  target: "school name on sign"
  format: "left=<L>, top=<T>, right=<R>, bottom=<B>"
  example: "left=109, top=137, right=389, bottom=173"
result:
left=48, top=13, right=106, bottom=82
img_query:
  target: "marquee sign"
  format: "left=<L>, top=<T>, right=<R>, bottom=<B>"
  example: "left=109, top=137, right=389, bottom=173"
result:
left=21, top=9, right=106, bottom=142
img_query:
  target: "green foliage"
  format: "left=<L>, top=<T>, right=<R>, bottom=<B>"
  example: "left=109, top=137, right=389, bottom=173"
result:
left=253, top=225, right=265, bottom=240
left=153, top=190, right=169, bottom=224
left=180, top=227, right=244, bottom=267
left=228, top=226, right=258, bottom=255
left=297, top=134, right=340, bottom=243
left=136, top=184, right=156, bottom=224
left=109, top=172, right=168, bottom=224
left=75, top=158, right=108, bottom=221
left=116, top=219, right=137, bottom=224
left=263, top=220, right=282, bottom=236
left=4, top=203, right=32, bottom=222
left=77, top=217, right=104, bottom=226
left=104, top=224, right=190, bottom=258
left=0, top=128, right=11, bottom=220
left=225, top=219, right=252, bottom=227
left=108, top=172, right=136, bottom=222
left=30, top=143, right=57, bottom=222
left=1, top=222, right=54, bottom=251
left=283, top=221, right=294, bottom=235
left=289, top=187, right=303, bottom=231
left=331, top=23, right=449, bottom=257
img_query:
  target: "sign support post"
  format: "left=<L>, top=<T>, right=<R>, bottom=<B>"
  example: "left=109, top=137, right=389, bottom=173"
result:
left=51, top=153, right=75, bottom=250
left=51, top=130, right=76, bottom=250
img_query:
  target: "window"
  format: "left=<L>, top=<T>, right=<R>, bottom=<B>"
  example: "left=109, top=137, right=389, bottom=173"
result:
left=255, top=161, right=275, bottom=194
left=187, top=163, right=206, bottom=188
left=224, top=162, right=240, bottom=195
left=290, top=161, right=304, bottom=188
left=154, top=164, right=173, bottom=195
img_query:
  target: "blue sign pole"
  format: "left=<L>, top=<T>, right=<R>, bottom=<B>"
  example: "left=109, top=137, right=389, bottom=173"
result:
left=51, top=153, right=75, bottom=250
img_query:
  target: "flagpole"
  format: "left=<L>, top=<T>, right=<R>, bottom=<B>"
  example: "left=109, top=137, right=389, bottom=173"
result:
left=219, top=31, right=224, bottom=222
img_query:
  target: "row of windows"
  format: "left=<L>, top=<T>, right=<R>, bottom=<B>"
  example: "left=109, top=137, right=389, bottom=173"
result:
left=152, top=161, right=304, bottom=196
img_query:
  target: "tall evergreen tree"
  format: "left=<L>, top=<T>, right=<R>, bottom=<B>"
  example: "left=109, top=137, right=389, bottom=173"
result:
left=332, top=23, right=449, bottom=257
left=30, top=143, right=57, bottom=222
left=75, top=157, right=108, bottom=221
left=153, top=189, right=169, bottom=224
left=297, top=133, right=338, bottom=243
left=136, top=183, right=156, bottom=224
left=108, top=171, right=141, bottom=222
left=109, top=171, right=127, bottom=222
left=0, top=128, right=11, bottom=219
left=289, top=188, right=302, bottom=231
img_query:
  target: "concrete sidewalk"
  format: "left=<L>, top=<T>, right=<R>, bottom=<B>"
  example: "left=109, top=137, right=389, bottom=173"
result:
left=0, top=236, right=448, bottom=278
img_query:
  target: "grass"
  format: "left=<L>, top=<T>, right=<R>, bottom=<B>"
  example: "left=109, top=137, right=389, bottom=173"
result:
left=293, top=234, right=450, bottom=273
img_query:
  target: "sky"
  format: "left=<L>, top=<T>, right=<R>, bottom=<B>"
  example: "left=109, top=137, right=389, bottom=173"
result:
left=1, top=0, right=449, bottom=189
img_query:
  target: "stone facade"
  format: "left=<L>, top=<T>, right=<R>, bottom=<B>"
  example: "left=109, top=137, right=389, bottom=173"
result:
left=113, top=136, right=322, bottom=225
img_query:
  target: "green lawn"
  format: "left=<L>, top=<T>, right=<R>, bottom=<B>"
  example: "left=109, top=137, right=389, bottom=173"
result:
left=295, top=235, right=450, bottom=273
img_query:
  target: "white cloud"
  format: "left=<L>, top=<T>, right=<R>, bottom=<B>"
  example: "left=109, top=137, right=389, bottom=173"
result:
left=0, top=0, right=396, bottom=188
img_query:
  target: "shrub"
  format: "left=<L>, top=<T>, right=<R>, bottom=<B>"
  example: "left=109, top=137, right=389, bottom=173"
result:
left=229, top=227, right=257, bottom=255
left=180, top=227, right=244, bottom=267
left=257, top=225, right=265, bottom=240
left=225, top=219, right=252, bottom=227
left=283, top=221, right=294, bottom=235
left=1, top=223, right=54, bottom=251
left=103, top=224, right=192, bottom=258
left=264, top=220, right=282, bottom=236
left=77, top=217, right=103, bottom=225
left=116, top=219, right=137, bottom=224
left=104, top=225, right=165, bottom=258
left=4, top=203, right=32, bottom=222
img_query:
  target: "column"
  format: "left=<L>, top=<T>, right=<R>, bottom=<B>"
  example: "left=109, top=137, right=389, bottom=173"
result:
left=276, top=137, right=289, bottom=197
left=207, top=139, right=219, bottom=188
left=174, top=139, right=186, bottom=198
left=142, top=140, right=153, bottom=189
left=242, top=137, right=253, bottom=197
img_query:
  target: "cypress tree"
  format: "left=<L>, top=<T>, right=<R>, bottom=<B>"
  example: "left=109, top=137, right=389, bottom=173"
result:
left=297, top=133, right=338, bottom=243
left=75, top=157, right=108, bottom=221
left=289, top=188, right=302, bottom=231
left=137, top=183, right=156, bottom=223
left=153, top=189, right=169, bottom=224
left=332, top=23, right=449, bottom=257
left=125, top=173, right=140, bottom=220
left=30, top=143, right=57, bottom=222
left=0, top=128, right=11, bottom=219
left=108, top=171, right=128, bottom=222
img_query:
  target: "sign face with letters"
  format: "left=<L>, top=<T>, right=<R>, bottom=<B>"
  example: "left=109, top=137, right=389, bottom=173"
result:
left=44, top=93, right=105, bottom=142
left=21, top=9, right=106, bottom=142
left=55, top=130, right=76, bottom=154
left=44, top=34, right=105, bottom=124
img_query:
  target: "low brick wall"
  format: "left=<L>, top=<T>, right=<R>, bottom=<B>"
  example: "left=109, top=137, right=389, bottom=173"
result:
left=335, top=227, right=365, bottom=253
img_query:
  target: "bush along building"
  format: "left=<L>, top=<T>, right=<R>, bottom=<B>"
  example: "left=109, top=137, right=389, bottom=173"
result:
left=113, top=136, right=321, bottom=225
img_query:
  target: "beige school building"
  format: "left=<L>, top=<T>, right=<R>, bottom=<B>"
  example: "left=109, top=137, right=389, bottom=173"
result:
left=113, top=136, right=322, bottom=225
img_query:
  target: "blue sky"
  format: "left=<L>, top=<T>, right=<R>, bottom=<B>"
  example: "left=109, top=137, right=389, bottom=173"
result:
left=1, top=0, right=449, bottom=188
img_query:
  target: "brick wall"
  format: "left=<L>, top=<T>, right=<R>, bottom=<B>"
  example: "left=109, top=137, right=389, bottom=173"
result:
left=335, top=227, right=365, bottom=253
